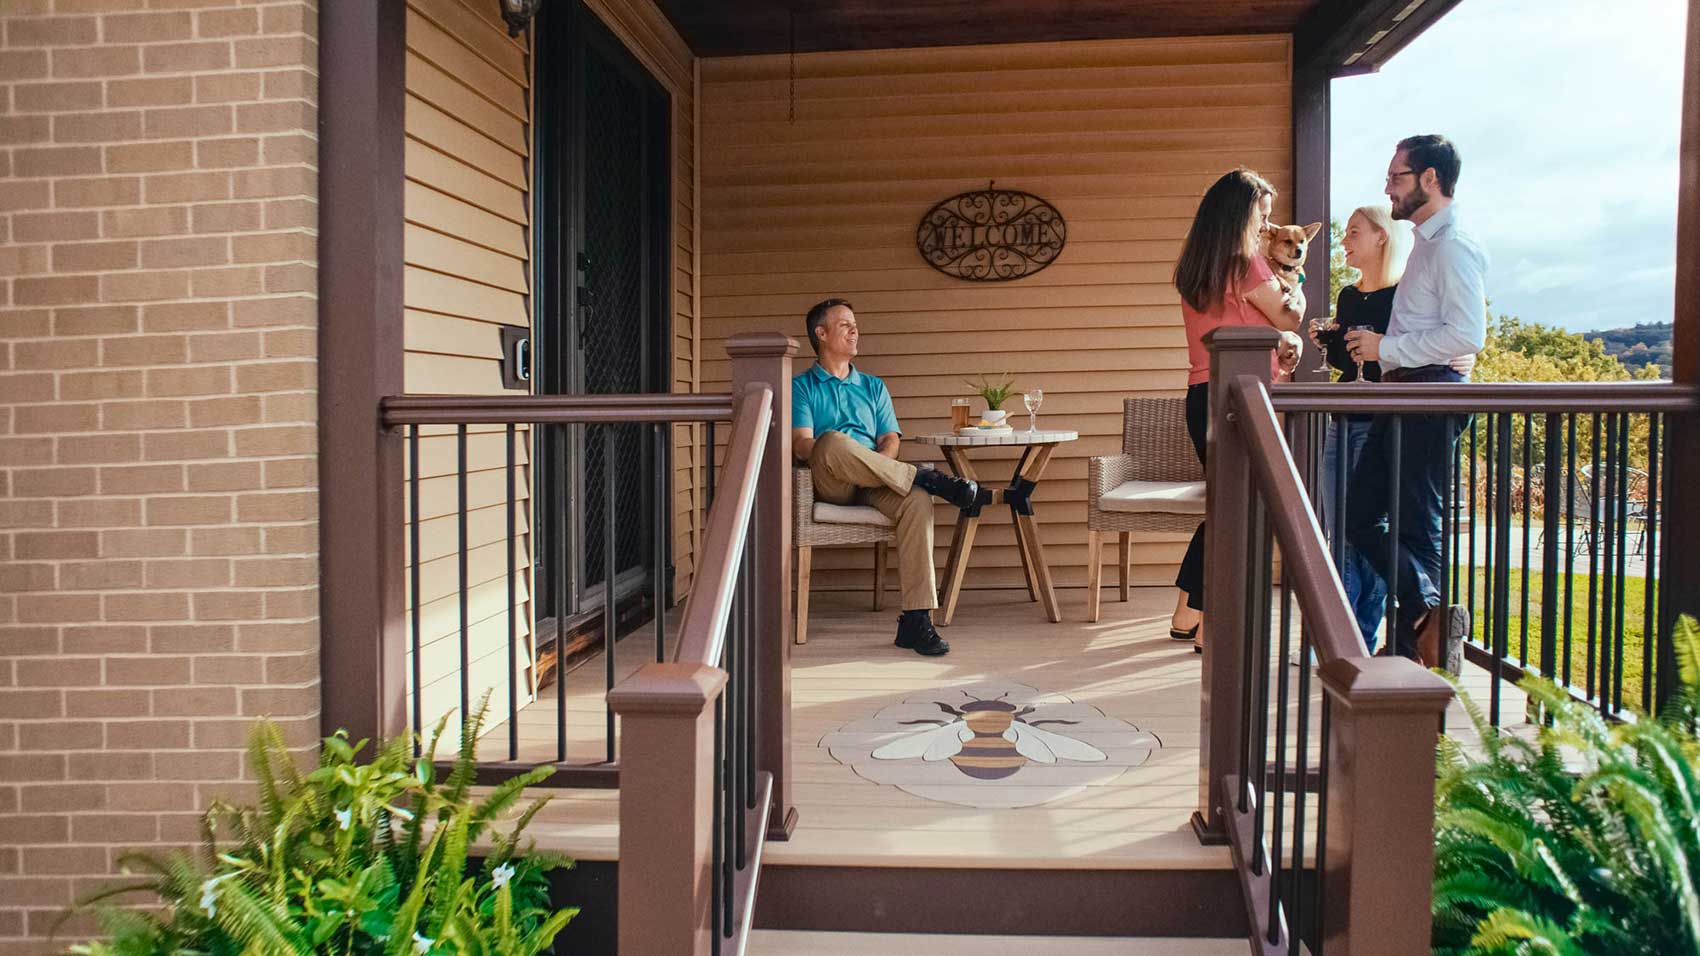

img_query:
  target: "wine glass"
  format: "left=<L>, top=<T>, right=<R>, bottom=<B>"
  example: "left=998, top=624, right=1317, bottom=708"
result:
left=1347, top=325, right=1374, bottom=380
left=1023, top=388, right=1043, bottom=433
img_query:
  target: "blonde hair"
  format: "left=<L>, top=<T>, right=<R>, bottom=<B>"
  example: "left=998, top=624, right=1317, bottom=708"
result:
left=1349, top=204, right=1413, bottom=289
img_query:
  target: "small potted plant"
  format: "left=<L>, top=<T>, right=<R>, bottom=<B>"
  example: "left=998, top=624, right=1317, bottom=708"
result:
left=965, top=373, right=1016, bottom=428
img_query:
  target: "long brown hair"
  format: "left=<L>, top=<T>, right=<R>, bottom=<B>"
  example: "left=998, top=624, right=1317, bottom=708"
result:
left=1173, top=167, right=1275, bottom=313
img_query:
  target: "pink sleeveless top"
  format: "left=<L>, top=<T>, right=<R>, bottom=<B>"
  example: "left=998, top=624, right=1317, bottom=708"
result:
left=1182, top=256, right=1279, bottom=386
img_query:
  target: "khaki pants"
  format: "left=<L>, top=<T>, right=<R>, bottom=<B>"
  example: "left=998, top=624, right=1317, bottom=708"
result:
left=808, top=431, right=938, bottom=611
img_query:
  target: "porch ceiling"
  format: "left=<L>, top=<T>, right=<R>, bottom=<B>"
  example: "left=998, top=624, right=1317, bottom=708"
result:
left=656, top=0, right=1324, bottom=57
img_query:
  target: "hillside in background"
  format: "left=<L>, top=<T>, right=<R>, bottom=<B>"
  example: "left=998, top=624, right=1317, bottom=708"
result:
left=1588, top=322, right=1673, bottom=377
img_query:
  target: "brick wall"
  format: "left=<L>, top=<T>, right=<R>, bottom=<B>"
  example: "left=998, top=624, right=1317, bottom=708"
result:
left=0, top=2, right=320, bottom=950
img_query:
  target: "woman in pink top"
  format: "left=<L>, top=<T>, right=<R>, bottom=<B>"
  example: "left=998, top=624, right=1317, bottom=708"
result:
left=1170, top=168, right=1304, bottom=651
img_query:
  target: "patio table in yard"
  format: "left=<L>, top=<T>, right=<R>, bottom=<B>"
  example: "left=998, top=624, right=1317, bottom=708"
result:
left=912, top=428, right=1079, bottom=626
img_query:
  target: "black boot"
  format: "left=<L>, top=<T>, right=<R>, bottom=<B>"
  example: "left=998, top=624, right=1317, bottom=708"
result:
left=912, top=466, right=991, bottom=511
left=894, top=610, right=950, bottom=656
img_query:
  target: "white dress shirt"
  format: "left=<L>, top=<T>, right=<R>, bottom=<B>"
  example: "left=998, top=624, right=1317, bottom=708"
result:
left=1382, top=203, right=1489, bottom=371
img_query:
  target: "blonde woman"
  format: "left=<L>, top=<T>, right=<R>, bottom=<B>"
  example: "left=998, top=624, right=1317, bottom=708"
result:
left=1309, top=205, right=1410, bottom=647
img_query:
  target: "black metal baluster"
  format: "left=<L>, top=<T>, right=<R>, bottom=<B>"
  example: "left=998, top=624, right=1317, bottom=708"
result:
left=744, top=528, right=757, bottom=810
left=457, top=424, right=470, bottom=726
left=1600, top=415, right=1617, bottom=714
left=1236, top=501, right=1259, bottom=816
left=1540, top=415, right=1560, bottom=685
left=507, top=423, right=518, bottom=760
left=1289, top=610, right=1314, bottom=956
left=1587, top=413, right=1602, bottom=707
left=409, top=425, right=422, bottom=752
left=604, top=426, right=617, bottom=762
left=1613, top=414, right=1630, bottom=714
left=655, top=422, right=667, bottom=663
left=1564, top=414, right=1577, bottom=688
left=1451, top=417, right=1463, bottom=604
left=1251, top=506, right=1274, bottom=875
left=722, top=646, right=735, bottom=937
left=1484, top=414, right=1496, bottom=664
left=1468, top=418, right=1479, bottom=642
left=1333, top=416, right=1347, bottom=582
left=706, top=420, right=716, bottom=508
left=711, top=693, right=723, bottom=950
left=1268, top=557, right=1293, bottom=944
left=1530, top=409, right=1543, bottom=663
left=1492, top=414, right=1513, bottom=727
left=1385, top=417, right=1402, bottom=654
left=555, top=425, right=569, bottom=763
left=1644, top=414, right=1661, bottom=711
left=730, top=557, right=744, bottom=871
left=1314, top=696, right=1332, bottom=956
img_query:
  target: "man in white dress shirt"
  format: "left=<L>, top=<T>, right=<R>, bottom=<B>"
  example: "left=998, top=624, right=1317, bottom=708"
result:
left=1344, top=134, right=1487, bottom=667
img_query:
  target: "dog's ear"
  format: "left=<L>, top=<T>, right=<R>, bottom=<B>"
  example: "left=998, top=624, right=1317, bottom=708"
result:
left=1301, top=221, right=1323, bottom=242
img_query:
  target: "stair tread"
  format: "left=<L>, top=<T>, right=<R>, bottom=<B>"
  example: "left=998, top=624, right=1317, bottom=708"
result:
left=748, top=931, right=1246, bottom=954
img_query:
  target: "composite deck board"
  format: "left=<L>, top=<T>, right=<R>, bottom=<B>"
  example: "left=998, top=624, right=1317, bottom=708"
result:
left=509, top=587, right=1531, bottom=869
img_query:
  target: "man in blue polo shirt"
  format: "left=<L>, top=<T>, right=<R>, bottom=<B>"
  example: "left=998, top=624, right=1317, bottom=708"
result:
left=793, top=298, right=988, bottom=656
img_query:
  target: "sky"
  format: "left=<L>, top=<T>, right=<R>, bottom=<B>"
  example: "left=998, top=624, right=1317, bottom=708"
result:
left=1329, top=0, right=1689, bottom=332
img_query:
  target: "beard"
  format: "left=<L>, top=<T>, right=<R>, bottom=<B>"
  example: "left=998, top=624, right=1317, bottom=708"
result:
left=1390, top=183, right=1431, bottom=220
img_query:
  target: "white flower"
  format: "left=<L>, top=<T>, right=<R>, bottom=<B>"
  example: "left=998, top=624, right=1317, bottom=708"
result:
left=198, top=873, right=234, bottom=918
left=490, top=862, right=515, bottom=890
left=334, top=806, right=353, bottom=830
left=412, top=932, right=433, bottom=955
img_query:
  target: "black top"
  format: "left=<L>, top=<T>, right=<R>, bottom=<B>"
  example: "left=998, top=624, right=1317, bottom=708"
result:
left=1323, top=284, right=1396, bottom=382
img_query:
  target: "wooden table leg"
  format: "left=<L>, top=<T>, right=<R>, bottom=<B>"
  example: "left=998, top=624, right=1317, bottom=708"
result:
left=935, top=446, right=981, bottom=626
left=1012, top=444, right=1062, bottom=623
left=1007, top=447, right=1039, bottom=601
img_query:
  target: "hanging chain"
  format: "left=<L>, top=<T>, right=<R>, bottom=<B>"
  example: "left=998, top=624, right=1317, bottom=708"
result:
left=787, top=8, right=796, bottom=124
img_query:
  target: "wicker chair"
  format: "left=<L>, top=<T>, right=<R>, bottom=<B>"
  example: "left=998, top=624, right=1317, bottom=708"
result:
left=793, top=467, right=895, bottom=644
left=1084, top=397, right=1206, bottom=622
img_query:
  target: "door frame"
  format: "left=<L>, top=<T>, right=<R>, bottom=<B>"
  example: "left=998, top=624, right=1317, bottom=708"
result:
left=530, top=0, right=674, bottom=630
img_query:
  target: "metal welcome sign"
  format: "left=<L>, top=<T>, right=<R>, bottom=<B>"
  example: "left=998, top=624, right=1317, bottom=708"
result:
left=916, top=181, right=1066, bottom=281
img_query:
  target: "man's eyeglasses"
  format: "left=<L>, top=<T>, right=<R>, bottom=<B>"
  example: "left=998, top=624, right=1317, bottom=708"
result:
left=1384, top=169, right=1419, bottom=186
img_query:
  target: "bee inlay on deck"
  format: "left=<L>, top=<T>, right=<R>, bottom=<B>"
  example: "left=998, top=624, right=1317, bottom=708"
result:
left=822, top=681, right=1160, bottom=808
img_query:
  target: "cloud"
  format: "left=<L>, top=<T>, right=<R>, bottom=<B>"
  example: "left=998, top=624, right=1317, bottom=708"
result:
left=1329, top=0, right=1687, bottom=332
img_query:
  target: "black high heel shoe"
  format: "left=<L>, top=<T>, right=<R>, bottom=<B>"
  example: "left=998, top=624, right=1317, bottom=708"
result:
left=1169, top=622, right=1200, bottom=642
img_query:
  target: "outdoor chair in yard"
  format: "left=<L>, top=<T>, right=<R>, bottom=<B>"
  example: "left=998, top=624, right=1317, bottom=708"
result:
left=794, top=467, right=894, bottom=644
left=1084, top=397, right=1205, bottom=622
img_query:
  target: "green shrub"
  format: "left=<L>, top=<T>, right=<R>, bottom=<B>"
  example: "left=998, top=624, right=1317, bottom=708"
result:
left=63, top=701, right=576, bottom=956
left=1432, top=615, right=1700, bottom=955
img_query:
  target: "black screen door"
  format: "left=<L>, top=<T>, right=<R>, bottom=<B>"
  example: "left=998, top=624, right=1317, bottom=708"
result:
left=533, top=3, right=671, bottom=627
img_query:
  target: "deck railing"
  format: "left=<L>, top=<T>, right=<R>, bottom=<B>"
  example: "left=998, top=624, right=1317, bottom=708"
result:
left=376, top=332, right=800, bottom=955
left=1199, top=327, right=1700, bottom=955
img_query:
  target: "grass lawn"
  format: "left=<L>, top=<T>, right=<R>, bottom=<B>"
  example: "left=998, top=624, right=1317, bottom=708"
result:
left=1450, top=567, right=1652, bottom=711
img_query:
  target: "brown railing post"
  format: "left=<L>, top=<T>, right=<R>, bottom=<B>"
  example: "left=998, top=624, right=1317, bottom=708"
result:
left=1191, top=326, right=1279, bottom=843
left=608, top=663, right=728, bottom=956
left=1318, top=657, right=1453, bottom=955
left=726, top=332, right=800, bottom=839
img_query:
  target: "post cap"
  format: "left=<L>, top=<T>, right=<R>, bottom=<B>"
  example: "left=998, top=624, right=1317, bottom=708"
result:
left=1318, top=656, right=1455, bottom=714
left=726, top=332, right=801, bottom=359
left=1203, top=326, right=1281, bottom=351
left=607, top=662, right=728, bottom=716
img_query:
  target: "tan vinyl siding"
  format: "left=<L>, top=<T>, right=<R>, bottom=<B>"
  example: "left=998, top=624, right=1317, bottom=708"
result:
left=403, top=0, right=534, bottom=741
left=700, top=35, right=1293, bottom=591
left=583, top=0, right=703, bottom=598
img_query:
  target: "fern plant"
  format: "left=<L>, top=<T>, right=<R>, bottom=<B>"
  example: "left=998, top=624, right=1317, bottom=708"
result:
left=63, top=697, right=576, bottom=956
left=1432, top=615, right=1700, bottom=956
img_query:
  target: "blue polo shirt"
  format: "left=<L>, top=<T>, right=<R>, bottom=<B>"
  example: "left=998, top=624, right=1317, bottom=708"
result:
left=792, top=363, right=900, bottom=451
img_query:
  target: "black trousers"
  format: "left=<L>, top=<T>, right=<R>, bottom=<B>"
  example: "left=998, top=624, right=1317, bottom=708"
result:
left=1175, top=382, right=1210, bottom=610
left=1345, top=365, right=1469, bottom=657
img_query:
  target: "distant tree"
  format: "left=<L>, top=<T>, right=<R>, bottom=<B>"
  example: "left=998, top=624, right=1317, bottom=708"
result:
left=1327, top=219, right=1357, bottom=314
left=1473, top=312, right=1642, bottom=383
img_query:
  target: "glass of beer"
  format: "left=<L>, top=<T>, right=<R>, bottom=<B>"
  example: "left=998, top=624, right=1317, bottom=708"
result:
left=950, top=398, right=972, bottom=431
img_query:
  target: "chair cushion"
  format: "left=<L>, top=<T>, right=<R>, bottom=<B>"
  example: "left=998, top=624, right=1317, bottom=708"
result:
left=1100, top=479, right=1206, bottom=514
left=813, top=502, right=894, bottom=527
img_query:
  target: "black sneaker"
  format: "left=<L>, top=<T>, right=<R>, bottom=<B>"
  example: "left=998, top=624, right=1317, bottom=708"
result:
left=912, top=467, right=992, bottom=511
left=894, top=612, right=950, bottom=656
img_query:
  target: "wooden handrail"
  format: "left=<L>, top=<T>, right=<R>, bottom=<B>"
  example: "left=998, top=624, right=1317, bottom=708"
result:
left=379, top=391, right=737, bottom=426
left=673, top=384, right=773, bottom=667
left=1268, top=380, right=1698, bottom=413
left=1227, top=375, right=1367, bottom=665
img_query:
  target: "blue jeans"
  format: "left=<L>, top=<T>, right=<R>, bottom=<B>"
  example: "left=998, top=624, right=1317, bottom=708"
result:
left=1346, top=366, right=1469, bottom=659
left=1319, top=416, right=1387, bottom=651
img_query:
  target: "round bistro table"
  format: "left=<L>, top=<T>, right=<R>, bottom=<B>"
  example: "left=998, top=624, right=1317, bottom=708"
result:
left=910, top=428, right=1079, bottom=626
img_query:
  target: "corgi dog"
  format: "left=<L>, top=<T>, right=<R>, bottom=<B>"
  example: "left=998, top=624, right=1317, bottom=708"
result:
left=1261, top=221, right=1322, bottom=297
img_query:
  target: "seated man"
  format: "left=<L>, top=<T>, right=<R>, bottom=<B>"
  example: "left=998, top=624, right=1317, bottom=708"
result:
left=793, top=298, right=988, bottom=657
